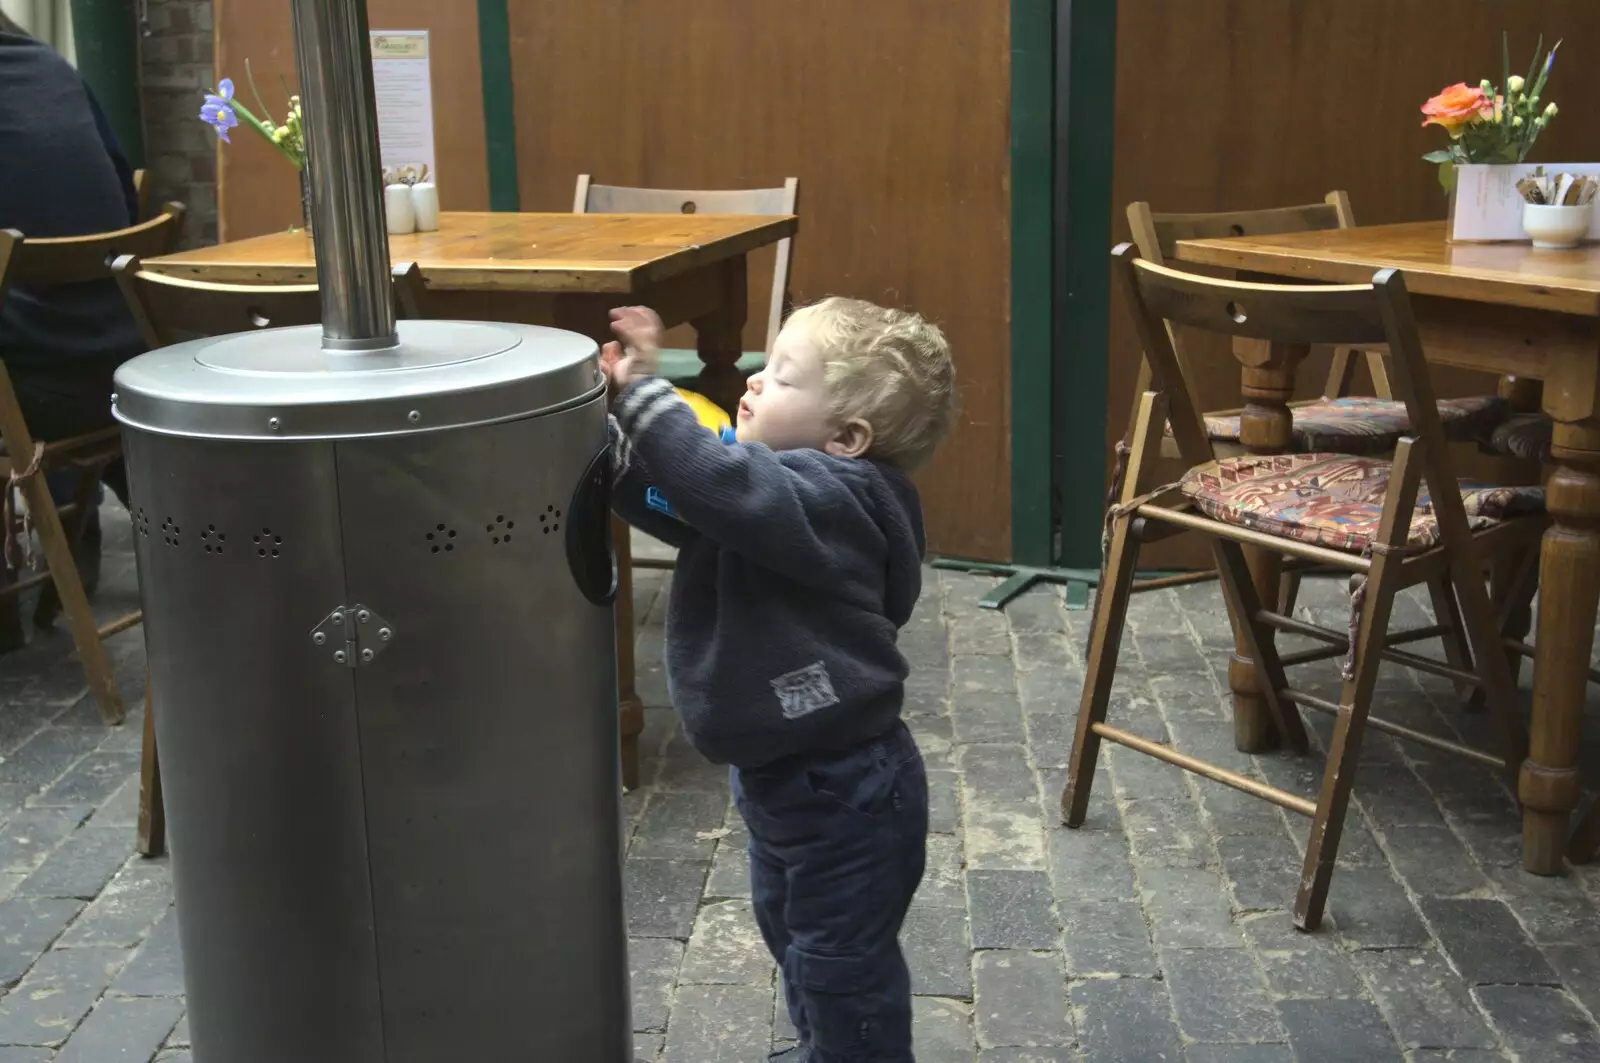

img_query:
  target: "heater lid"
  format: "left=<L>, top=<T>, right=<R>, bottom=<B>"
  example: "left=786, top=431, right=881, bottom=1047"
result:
left=113, top=320, right=604, bottom=441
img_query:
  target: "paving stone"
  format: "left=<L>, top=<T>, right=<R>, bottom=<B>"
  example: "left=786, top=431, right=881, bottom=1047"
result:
left=654, top=738, right=731, bottom=794
left=31, top=750, right=140, bottom=808
left=703, top=838, right=750, bottom=900
left=1060, top=899, right=1157, bottom=978
left=959, top=744, right=1043, bottom=806
left=1402, top=1051, right=1507, bottom=1062
left=912, top=996, right=976, bottom=1063
left=982, top=1048, right=1081, bottom=1063
left=1471, top=985, right=1600, bottom=1063
left=1023, top=713, right=1073, bottom=769
left=1162, top=946, right=1283, bottom=1043
left=1352, top=948, right=1495, bottom=1050
left=165, top=1012, right=188, bottom=1046
left=630, top=792, right=730, bottom=860
left=679, top=899, right=772, bottom=986
left=0, top=896, right=83, bottom=986
left=1107, top=744, right=1194, bottom=802
left=629, top=937, right=683, bottom=1033
left=1546, top=943, right=1600, bottom=1018
left=1018, top=668, right=1077, bottom=717
left=909, top=715, right=957, bottom=768
left=624, top=858, right=708, bottom=939
left=913, top=834, right=965, bottom=910
left=56, top=860, right=170, bottom=948
left=1483, top=864, right=1600, bottom=948
left=110, top=907, right=184, bottom=997
left=953, top=654, right=1019, bottom=696
left=1419, top=898, right=1555, bottom=986
left=0, top=945, right=127, bottom=1047
left=1352, top=766, right=1447, bottom=827
left=1216, top=832, right=1301, bottom=912
left=1005, top=593, right=1068, bottom=634
left=633, top=1032, right=663, bottom=1061
left=87, top=777, right=140, bottom=827
left=0, top=728, right=103, bottom=811
left=659, top=984, right=771, bottom=1063
left=0, top=807, right=89, bottom=876
left=54, top=994, right=184, bottom=1063
left=0, top=1049, right=52, bottom=1062
left=1239, top=911, right=1365, bottom=1000
left=927, top=769, right=960, bottom=835
left=968, top=870, right=1057, bottom=950
left=1278, top=997, right=1405, bottom=1063
left=953, top=691, right=1029, bottom=746
left=1047, top=825, right=1134, bottom=902
left=14, top=826, right=130, bottom=900
left=1013, top=633, right=1073, bottom=672
left=962, top=751, right=1045, bottom=871
left=1139, top=867, right=1244, bottom=949
left=972, top=950, right=1072, bottom=1049
left=950, top=613, right=1011, bottom=657
left=1184, top=1047, right=1293, bottom=1063
left=1322, top=865, right=1429, bottom=948
left=1071, top=977, right=1182, bottom=1063
left=902, top=905, right=971, bottom=998
left=1380, top=824, right=1488, bottom=898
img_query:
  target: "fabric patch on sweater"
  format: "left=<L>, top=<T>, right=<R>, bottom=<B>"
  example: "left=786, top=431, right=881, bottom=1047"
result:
left=770, top=662, right=841, bottom=720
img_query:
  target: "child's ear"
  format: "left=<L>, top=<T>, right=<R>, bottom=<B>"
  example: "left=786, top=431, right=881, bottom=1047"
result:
left=825, top=419, right=874, bottom=459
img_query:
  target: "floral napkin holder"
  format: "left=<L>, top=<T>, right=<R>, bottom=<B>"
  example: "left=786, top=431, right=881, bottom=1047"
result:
left=1449, top=162, right=1600, bottom=242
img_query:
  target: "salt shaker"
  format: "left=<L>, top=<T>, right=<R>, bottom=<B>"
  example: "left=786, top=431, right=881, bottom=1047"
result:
left=410, top=182, right=440, bottom=233
left=385, top=183, right=417, bottom=235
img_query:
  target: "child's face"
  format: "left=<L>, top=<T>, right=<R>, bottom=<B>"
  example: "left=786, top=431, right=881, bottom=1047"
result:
left=735, top=324, right=844, bottom=453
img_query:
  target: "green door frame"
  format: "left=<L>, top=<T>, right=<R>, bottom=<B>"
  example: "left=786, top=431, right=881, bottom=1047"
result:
left=69, top=0, right=145, bottom=166
left=477, top=0, right=520, bottom=211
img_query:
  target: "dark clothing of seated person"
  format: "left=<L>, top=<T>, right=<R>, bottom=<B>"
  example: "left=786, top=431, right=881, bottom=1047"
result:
left=0, top=16, right=144, bottom=632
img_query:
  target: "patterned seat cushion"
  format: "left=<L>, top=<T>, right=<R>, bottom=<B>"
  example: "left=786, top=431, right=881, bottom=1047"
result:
left=1178, top=452, right=1544, bottom=553
left=1481, top=413, right=1552, bottom=463
left=1191, top=396, right=1507, bottom=456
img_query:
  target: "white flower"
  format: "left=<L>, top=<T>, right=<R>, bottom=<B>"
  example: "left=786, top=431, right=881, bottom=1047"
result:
left=1479, top=79, right=1493, bottom=93
left=1512, top=115, right=1524, bottom=128
left=1545, top=101, right=1559, bottom=117
left=1507, top=74, right=1525, bottom=94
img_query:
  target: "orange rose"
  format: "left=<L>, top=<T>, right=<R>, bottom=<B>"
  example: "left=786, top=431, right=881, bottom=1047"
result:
left=1421, top=83, right=1494, bottom=137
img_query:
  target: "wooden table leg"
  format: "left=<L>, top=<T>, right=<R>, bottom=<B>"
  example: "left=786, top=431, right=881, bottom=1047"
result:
left=692, top=257, right=750, bottom=415
left=613, top=516, right=645, bottom=791
left=1228, top=341, right=1307, bottom=752
left=1522, top=419, right=1600, bottom=873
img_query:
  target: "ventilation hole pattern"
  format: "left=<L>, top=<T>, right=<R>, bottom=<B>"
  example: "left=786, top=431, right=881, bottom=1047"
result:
left=252, top=526, right=283, bottom=559
left=200, top=523, right=227, bottom=555
left=538, top=504, right=562, bottom=536
left=134, top=509, right=150, bottom=538
left=160, top=517, right=180, bottom=549
left=487, top=513, right=518, bottom=545
left=427, top=522, right=457, bottom=554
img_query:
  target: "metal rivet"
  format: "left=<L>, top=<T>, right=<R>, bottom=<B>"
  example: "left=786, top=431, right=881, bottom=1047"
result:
left=332, top=612, right=345, bottom=625
left=361, top=648, right=375, bottom=663
left=379, top=627, right=392, bottom=641
left=312, top=632, right=327, bottom=646
left=407, top=410, right=421, bottom=423
left=268, top=417, right=282, bottom=431
left=357, top=609, right=371, bottom=623
left=110, top=392, right=118, bottom=404
left=333, top=650, right=347, bottom=664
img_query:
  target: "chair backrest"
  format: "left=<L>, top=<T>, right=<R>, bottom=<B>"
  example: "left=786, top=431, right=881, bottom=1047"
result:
left=574, top=175, right=799, bottom=352
left=113, top=257, right=428, bottom=348
left=1111, top=243, right=1448, bottom=487
left=1126, top=191, right=1384, bottom=400
left=0, top=203, right=187, bottom=302
left=133, top=169, right=149, bottom=221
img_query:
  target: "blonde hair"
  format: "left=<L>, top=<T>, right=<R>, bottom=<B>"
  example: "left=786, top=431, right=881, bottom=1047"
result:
left=783, top=297, right=957, bottom=471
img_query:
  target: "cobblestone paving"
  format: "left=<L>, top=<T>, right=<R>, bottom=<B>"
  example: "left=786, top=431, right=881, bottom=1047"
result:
left=0, top=514, right=1598, bottom=1060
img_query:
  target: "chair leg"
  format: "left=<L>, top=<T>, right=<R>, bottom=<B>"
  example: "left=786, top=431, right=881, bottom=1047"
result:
left=1424, top=576, right=1476, bottom=704
left=1277, top=569, right=1304, bottom=617
left=1213, top=539, right=1307, bottom=754
left=136, top=674, right=164, bottom=857
left=1062, top=515, right=1144, bottom=827
left=1294, top=438, right=1421, bottom=930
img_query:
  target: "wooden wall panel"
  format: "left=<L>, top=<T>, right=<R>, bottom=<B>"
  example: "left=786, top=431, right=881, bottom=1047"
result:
left=1109, top=0, right=1600, bottom=568
left=214, top=0, right=489, bottom=242
left=507, top=1, right=1013, bottom=561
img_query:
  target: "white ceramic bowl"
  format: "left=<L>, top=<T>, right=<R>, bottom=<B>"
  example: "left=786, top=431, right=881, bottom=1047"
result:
left=1522, top=202, right=1594, bottom=250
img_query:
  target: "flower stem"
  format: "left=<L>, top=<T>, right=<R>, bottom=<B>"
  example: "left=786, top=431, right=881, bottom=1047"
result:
left=228, top=96, right=302, bottom=168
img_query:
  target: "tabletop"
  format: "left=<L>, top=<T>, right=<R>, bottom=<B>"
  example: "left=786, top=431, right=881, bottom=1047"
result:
left=143, top=212, right=798, bottom=294
left=1175, top=221, right=1600, bottom=317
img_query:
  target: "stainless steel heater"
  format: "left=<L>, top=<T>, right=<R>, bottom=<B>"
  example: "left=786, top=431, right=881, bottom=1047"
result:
left=112, top=1, right=632, bottom=1059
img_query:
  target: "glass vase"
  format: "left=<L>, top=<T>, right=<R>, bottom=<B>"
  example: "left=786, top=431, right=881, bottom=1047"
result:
left=298, top=168, right=314, bottom=238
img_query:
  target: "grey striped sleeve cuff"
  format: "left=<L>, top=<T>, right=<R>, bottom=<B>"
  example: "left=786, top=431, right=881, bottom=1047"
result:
left=615, top=377, right=681, bottom=440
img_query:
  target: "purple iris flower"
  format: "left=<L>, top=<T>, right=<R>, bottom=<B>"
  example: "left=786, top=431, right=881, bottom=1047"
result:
left=199, top=78, right=239, bottom=143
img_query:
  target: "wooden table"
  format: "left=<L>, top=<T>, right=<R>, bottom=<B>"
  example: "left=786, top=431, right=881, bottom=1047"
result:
left=146, top=211, right=797, bottom=790
left=1176, top=220, right=1600, bottom=875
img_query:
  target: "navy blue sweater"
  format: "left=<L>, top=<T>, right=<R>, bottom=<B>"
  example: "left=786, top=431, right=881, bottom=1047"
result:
left=611, top=376, right=926, bottom=768
left=0, top=28, right=141, bottom=371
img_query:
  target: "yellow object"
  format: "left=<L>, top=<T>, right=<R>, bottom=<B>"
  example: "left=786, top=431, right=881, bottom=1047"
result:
left=674, top=388, right=732, bottom=433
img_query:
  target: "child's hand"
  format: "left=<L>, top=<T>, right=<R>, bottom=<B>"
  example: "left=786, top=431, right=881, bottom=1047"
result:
left=605, top=305, right=664, bottom=387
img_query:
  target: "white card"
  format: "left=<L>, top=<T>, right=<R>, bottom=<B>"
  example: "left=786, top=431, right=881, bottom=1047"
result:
left=1451, top=162, right=1600, bottom=241
left=369, top=30, right=437, bottom=190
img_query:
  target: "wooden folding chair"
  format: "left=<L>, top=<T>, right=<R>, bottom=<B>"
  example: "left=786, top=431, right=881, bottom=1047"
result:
left=115, top=260, right=429, bottom=856
left=1063, top=244, right=1544, bottom=930
left=0, top=203, right=187, bottom=724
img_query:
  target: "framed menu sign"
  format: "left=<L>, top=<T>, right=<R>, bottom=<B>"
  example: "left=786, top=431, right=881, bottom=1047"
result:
left=369, top=30, right=437, bottom=187
left=1451, top=162, right=1600, bottom=243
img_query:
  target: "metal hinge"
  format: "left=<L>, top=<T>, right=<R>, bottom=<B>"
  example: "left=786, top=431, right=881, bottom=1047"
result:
left=310, top=604, right=394, bottom=668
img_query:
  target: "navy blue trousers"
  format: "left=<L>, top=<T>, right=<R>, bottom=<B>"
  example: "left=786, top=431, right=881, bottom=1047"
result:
left=732, top=722, right=928, bottom=1062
